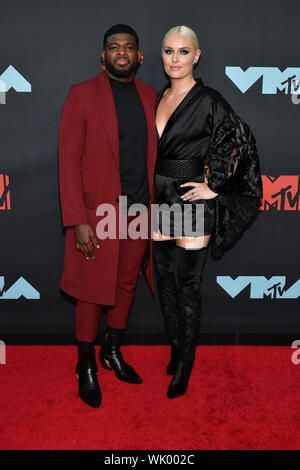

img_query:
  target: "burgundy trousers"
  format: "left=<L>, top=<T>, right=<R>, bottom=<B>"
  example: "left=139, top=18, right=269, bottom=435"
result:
left=75, top=213, right=149, bottom=342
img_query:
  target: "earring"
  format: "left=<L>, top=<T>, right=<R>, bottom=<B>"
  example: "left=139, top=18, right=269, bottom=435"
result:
left=140, top=55, right=144, bottom=65
left=101, top=61, right=106, bottom=70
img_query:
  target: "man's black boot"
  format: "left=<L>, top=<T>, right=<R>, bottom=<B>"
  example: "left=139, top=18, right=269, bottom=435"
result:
left=75, top=340, right=102, bottom=408
left=153, top=240, right=180, bottom=375
left=99, top=326, right=142, bottom=384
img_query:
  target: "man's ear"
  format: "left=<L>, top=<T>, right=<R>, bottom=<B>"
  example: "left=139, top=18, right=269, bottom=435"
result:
left=137, top=49, right=143, bottom=64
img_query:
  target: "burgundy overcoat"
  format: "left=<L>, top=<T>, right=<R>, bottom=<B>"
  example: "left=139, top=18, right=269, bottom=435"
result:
left=58, top=71, right=157, bottom=304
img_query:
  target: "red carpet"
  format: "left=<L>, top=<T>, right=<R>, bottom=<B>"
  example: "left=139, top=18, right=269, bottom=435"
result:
left=0, top=346, right=299, bottom=450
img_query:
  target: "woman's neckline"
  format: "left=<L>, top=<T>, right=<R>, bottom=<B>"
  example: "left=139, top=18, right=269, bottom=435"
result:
left=156, top=77, right=203, bottom=140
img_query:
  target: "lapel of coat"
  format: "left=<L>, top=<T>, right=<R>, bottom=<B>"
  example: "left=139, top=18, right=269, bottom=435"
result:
left=95, top=71, right=119, bottom=168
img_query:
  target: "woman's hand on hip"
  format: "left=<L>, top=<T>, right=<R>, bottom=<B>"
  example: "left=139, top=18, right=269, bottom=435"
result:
left=180, top=182, right=218, bottom=201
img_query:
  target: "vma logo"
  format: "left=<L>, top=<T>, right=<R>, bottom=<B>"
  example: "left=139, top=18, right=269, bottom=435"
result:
left=0, top=174, right=11, bottom=210
left=0, top=277, right=40, bottom=299
left=217, top=276, right=300, bottom=299
left=225, top=67, right=300, bottom=94
left=0, top=65, right=31, bottom=104
left=260, top=175, right=300, bottom=211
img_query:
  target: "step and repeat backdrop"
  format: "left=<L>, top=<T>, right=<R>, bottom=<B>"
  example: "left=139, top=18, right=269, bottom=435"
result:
left=0, top=0, right=299, bottom=341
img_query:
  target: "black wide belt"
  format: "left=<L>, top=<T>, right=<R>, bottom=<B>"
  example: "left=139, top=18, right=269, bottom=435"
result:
left=155, top=157, right=204, bottom=178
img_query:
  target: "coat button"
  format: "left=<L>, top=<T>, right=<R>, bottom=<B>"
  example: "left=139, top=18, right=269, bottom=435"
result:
left=116, top=197, right=119, bottom=203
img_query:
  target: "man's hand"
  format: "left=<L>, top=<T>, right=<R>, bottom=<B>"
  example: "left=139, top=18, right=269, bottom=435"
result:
left=74, top=224, right=99, bottom=259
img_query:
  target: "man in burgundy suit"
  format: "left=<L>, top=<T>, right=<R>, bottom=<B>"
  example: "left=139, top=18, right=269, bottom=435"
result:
left=58, top=24, right=157, bottom=408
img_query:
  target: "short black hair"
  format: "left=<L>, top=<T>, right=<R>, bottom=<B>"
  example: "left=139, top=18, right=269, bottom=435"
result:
left=103, top=24, right=139, bottom=49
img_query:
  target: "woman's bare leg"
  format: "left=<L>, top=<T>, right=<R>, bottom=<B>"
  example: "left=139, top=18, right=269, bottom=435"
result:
left=152, top=229, right=175, bottom=241
left=175, top=234, right=211, bottom=249
left=153, top=231, right=212, bottom=248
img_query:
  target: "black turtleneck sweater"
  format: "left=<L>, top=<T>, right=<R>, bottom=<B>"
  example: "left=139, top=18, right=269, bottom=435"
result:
left=108, top=76, right=149, bottom=213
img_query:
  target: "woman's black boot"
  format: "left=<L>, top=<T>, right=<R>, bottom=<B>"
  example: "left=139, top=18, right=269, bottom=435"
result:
left=167, top=286, right=202, bottom=398
left=153, top=240, right=180, bottom=375
left=75, top=340, right=102, bottom=408
left=167, top=344, right=181, bottom=375
left=99, top=326, right=142, bottom=384
left=167, top=245, right=208, bottom=399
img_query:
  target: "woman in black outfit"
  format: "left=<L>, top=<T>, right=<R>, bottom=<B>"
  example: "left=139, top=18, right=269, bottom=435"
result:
left=153, top=26, right=262, bottom=399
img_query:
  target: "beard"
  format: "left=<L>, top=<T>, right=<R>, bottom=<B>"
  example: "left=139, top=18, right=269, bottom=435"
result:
left=105, top=57, right=139, bottom=78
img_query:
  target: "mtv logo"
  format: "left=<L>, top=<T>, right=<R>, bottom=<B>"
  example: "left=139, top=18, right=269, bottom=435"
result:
left=0, top=66, right=31, bottom=103
left=0, top=174, right=11, bottom=210
left=217, top=276, right=300, bottom=299
left=0, top=277, right=40, bottom=299
left=225, top=67, right=300, bottom=94
left=261, top=175, right=299, bottom=211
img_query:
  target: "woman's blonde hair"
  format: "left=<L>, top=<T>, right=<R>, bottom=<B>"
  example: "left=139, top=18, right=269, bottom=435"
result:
left=162, top=25, right=199, bottom=51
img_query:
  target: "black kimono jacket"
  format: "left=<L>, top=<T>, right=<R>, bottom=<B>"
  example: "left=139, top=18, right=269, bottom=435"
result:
left=155, top=77, right=263, bottom=259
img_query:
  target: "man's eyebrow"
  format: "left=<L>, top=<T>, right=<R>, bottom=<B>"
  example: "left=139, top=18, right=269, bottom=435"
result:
left=107, top=41, right=137, bottom=46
